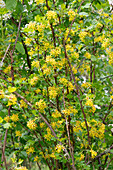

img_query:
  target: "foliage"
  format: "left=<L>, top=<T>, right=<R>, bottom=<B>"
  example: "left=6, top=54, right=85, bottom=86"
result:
left=0, top=0, right=113, bottom=169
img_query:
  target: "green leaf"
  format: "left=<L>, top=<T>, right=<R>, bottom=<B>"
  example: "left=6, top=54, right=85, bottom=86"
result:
left=6, top=0, right=17, bottom=11
left=3, top=123, right=11, bottom=129
left=0, top=104, right=3, bottom=111
left=15, top=43, right=25, bottom=55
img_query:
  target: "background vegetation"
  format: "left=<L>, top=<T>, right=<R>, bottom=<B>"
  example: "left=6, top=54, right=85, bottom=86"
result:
left=0, top=0, right=113, bottom=169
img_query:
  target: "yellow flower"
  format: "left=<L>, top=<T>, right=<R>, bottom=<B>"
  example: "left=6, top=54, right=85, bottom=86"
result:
left=26, top=147, right=34, bottom=155
left=90, top=149, right=97, bottom=159
left=84, top=52, right=91, bottom=59
left=31, top=60, right=39, bottom=68
left=35, top=0, right=44, bottom=5
left=50, top=47, right=61, bottom=56
left=11, top=114, right=19, bottom=122
left=7, top=77, right=12, bottom=82
left=4, top=66, right=11, bottom=73
left=59, top=78, right=68, bottom=86
left=82, top=82, right=91, bottom=88
left=4, top=116, right=10, bottom=122
left=15, top=131, right=22, bottom=137
left=68, top=10, right=76, bottom=21
left=79, top=31, right=88, bottom=42
left=27, top=21, right=36, bottom=32
left=40, top=122, right=45, bottom=128
left=85, top=98, right=93, bottom=107
left=35, top=88, right=41, bottom=94
left=29, top=76, right=38, bottom=86
left=36, top=99, right=47, bottom=112
left=52, top=110, right=61, bottom=118
left=46, top=11, right=57, bottom=20
left=111, top=96, right=113, bottom=100
left=55, top=144, right=64, bottom=153
left=7, top=94, right=17, bottom=106
left=48, top=86, right=58, bottom=99
left=79, top=154, right=84, bottom=161
left=20, top=100, right=27, bottom=108
left=34, top=156, right=39, bottom=162
left=0, top=90, right=4, bottom=99
left=27, top=120, right=37, bottom=130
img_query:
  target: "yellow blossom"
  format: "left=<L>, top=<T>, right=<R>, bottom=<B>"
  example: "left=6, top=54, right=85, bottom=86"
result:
left=24, top=38, right=32, bottom=45
left=85, top=98, right=93, bottom=107
left=0, top=90, right=4, bottom=99
left=34, top=156, right=39, bottom=162
left=35, top=0, right=44, bottom=5
left=4, top=116, right=10, bottom=122
left=36, top=99, right=47, bottom=112
left=50, top=47, right=61, bottom=56
left=79, top=154, right=84, bottom=161
left=20, top=100, right=27, bottom=108
left=27, top=21, right=36, bottom=32
left=26, top=147, right=34, bottom=155
left=31, top=60, right=39, bottom=68
left=68, top=10, right=76, bottom=21
left=82, top=82, right=91, bottom=88
left=29, top=76, right=38, bottom=86
left=27, top=120, right=37, bottom=130
left=90, top=149, right=97, bottom=158
left=46, top=11, right=57, bottom=20
left=84, top=52, right=91, bottom=59
left=52, top=110, right=61, bottom=118
left=35, top=88, right=41, bottom=94
left=55, top=144, right=64, bottom=153
left=4, top=66, right=11, bottom=73
left=15, top=131, right=22, bottom=137
left=7, top=94, right=17, bottom=106
left=7, top=77, right=12, bottom=82
left=59, top=78, right=68, bottom=86
left=11, top=114, right=19, bottom=122
left=48, top=86, right=58, bottom=99
left=79, top=31, right=88, bottom=42
left=40, top=122, right=45, bottom=128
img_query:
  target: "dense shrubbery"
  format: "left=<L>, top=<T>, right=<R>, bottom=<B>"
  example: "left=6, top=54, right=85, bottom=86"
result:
left=0, top=0, right=113, bottom=169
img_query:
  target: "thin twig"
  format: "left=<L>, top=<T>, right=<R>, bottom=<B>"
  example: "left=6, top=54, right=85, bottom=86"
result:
left=0, top=44, right=10, bottom=67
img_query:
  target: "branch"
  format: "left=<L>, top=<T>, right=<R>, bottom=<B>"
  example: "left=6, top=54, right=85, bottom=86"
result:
left=87, top=144, right=113, bottom=165
left=65, top=0, right=85, bottom=43
left=0, top=44, right=10, bottom=67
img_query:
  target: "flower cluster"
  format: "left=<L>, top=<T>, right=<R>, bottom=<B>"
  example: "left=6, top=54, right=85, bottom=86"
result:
left=15, top=130, right=22, bottom=137
left=44, top=127, right=53, bottom=141
left=20, top=100, right=27, bottom=108
left=84, top=52, right=91, bottom=59
left=50, top=47, right=61, bottom=57
left=48, top=86, right=58, bottom=99
left=46, top=11, right=57, bottom=20
left=52, top=110, right=61, bottom=118
left=7, top=94, right=17, bottom=106
left=29, top=76, right=38, bottom=86
left=27, top=120, right=37, bottom=130
left=68, top=10, right=76, bottom=21
left=11, top=114, right=19, bottom=122
left=36, top=99, right=47, bottom=112
left=26, top=147, right=34, bottom=155
left=55, top=144, right=64, bottom=153
left=35, top=0, right=44, bottom=5
left=31, top=60, right=39, bottom=68
left=90, top=149, right=97, bottom=159
left=4, top=116, right=10, bottom=122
